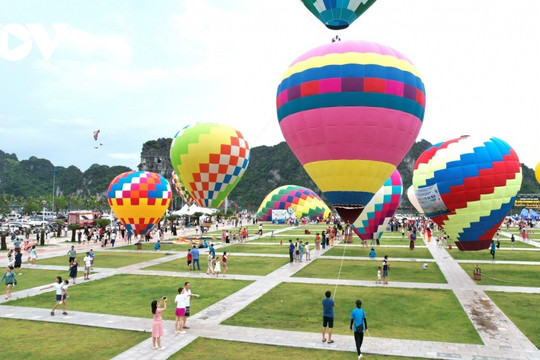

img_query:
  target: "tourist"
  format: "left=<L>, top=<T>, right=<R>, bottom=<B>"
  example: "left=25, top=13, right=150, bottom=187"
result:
left=67, top=246, right=76, bottom=265
left=69, top=258, right=79, bottom=284
left=151, top=297, right=167, bottom=350
left=350, top=299, right=368, bottom=359
left=382, top=255, right=389, bottom=284
left=174, top=287, right=187, bottom=334
left=183, top=282, right=200, bottom=329
left=40, top=276, right=67, bottom=316
left=222, top=251, right=229, bottom=276
left=83, top=252, right=92, bottom=280
left=213, top=256, right=221, bottom=277
left=191, top=246, right=200, bottom=270
left=321, top=290, right=334, bottom=344
left=1, top=266, right=17, bottom=300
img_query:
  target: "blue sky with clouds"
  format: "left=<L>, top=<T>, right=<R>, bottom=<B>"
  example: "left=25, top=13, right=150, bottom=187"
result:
left=0, top=0, right=538, bottom=171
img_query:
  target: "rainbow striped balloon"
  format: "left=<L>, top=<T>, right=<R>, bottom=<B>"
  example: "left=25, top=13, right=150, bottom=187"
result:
left=277, top=40, right=425, bottom=223
left=300, top=0, right=378, bottom=30
left=170, top=123, right=250, bottom=208
left=107, top=171, right=172, bottom=235
left=352, top=169, right=402, bottom=241
left=171, top=171, right=192, bottom=203
left=256, top=185, right=332, bottom=222
left=412, top=136, right=522, bottom=251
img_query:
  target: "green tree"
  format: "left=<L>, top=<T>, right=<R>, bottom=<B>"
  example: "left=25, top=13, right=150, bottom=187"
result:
left=95, top=218, right=111, bottom=230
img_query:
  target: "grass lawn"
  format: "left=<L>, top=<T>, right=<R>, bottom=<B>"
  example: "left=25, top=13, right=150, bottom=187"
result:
left=460, top=263, right=540, bottom=287
left=1, top=268, right=72, bottom=297
left=293, top=258, right=446, bottom=283
left=172, top=337, right=429, bottom=360
left=323, top=246, right=433, bottom=259
left=495, top=240, right=538, bottom=249
left=0, top=318, right=148, bottom=359
left=223, top=283, right=481, bottom=344
left=222, top=244, right=288, bottom=255
left=449, top=249, right=540, bottom=262
left=108, top=242, right=194, bottom=252
left=143, top=256, right=289, bottom=276
left=485, top=291, right=540, bottom=348
left=5, top=274, right=251, bottom=321
left=36, top=251, right=170, bottom=268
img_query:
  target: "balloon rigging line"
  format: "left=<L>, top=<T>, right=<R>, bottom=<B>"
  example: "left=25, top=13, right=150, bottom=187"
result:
left=250, top=117, right=275, bottom=144
left=332, top=237, right=349, bottom=300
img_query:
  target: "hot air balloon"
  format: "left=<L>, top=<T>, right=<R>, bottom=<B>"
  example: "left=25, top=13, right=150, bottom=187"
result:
left=170, top=123, right=250, bottom=208
left=171, top=171, right=193, bottom=204
left=107, top=171, right=172, bottom=236
left=300, top=0, right=377, bottom=30
left=535, top=161, right=540, bottom=185
left=276, top=40, right=426, bottom=223
left=406, top=185, right=424, bottom=215
left=352, top=169, right=402, bottom=242
left=412, top=136, right=522, bottom=251
left=256, top=185, right=332, bottom=222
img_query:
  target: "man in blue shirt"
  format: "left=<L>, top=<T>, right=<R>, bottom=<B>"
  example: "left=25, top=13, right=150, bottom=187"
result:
left=209, top=244, right=215, bottom=259
left=322, top=290, right=334, bottom=343
left=191, top=246, right=200, bottom=270
left=288, top=240, right=294, bottom=263
left=350, top=299, right=368, bottom=359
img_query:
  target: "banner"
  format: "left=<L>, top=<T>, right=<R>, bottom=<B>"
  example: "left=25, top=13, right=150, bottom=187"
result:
left=415, top=185, right=450, bottom=216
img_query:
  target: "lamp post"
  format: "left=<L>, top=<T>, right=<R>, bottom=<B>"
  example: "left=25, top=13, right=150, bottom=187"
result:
left=42, top=200, right=47, bottom=228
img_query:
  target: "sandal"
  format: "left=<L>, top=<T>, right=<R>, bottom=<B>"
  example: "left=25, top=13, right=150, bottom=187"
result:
left=322, top=338, right=326, bottom=342
left=50, top=312, right=55, bottom=316
left=328, top=340, right=335, bottom=344
left=62, top=312, right=68, bottom=315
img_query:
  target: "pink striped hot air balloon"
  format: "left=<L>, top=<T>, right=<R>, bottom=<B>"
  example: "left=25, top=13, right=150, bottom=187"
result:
left=276, top=40, right=425, bottom=224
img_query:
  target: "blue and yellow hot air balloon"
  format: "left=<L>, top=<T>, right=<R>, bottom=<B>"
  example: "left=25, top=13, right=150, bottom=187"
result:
left=276, top=40, right=425, bottom=223
left=107, top=171, right=172, bottom=236
left=535, top=161, right=540, bottom=185
left=170, top=123, right=250, bottom=208
left=412, top=136, right=522, bottom=251
left=300, top=0, right=377, bottom=30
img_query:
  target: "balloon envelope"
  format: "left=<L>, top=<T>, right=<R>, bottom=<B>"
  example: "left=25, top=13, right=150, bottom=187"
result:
left=170, top=123, right=250, bottom=208
left=352, top=169, right=402, bottom=241
left=412, top=136, right=522, bottom=251
left=300, top=0, right=377, bottom=30
left=171, top=171, right=192, bottom=203
left=107, top=171, right=172, bottom=236
left=276, top=40, right=425, bottom=223
left=256, top=185, right=332, bottom=221
left=535, top=161, right=540, bottom=184
left=406, top=185, right=424, bottom=215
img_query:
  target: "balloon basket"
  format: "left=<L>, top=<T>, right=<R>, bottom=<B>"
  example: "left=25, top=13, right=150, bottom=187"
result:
left=473, top=265, right=482, bottom=281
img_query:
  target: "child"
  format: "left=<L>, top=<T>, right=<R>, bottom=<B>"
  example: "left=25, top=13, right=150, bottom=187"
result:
left=151, top=297, right=167, bottom=350
left=214, top=256, right=221, bottom=277
left=61, top=279, right=69, bottom=304
left=89, top=249, right=95, bottom=270
left=186, top=249, right=192, bottom=270
left=376, top=266, right=382, bottom=284
left=30, top=246, right=37, bottom=266
left=154, top=240, right=161, bottom=251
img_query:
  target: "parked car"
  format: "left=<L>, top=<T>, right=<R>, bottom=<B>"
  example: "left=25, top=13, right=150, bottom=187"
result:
left=27, top=217, right=49, bottom=227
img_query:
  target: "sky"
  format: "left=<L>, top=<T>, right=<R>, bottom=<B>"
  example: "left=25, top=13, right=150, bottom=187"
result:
left=0, top=0, right=538, bottom=172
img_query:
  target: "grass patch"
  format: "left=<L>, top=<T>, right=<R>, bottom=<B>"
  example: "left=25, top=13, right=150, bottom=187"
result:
left=0, top=318, right=147, bottom=359
left=143, top=256, right=289, bottom=276
left=224, top=283, right=481, bottom=344
left=449, top=249, right=540, bottom=262
left=172, top=337, right=428, bottom=359
left=324, top=246, right=432, bottom=259
left=222, top=244, right=288, bottom=255
left=6, top=274, right=251, bottom=321
left=108, top=242, right=195, bottom=252
left=1, top=268, right=72, bottom=297
left=459, top=263, right=540, bottom=287
left=293, top=258, right=446, bottom=283
left=485, top=291, right=540, bottom=348
left=36, top=251, right=170, bottom=268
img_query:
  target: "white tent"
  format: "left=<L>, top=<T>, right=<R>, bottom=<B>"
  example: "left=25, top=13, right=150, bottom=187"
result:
left=172, top=204, right=218, bottom=216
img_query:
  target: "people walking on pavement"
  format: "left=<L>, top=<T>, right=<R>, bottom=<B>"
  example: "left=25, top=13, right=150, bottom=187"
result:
left=350, top=299, right=368, bottom=359
left=40, top=276, right=67, bottom=316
